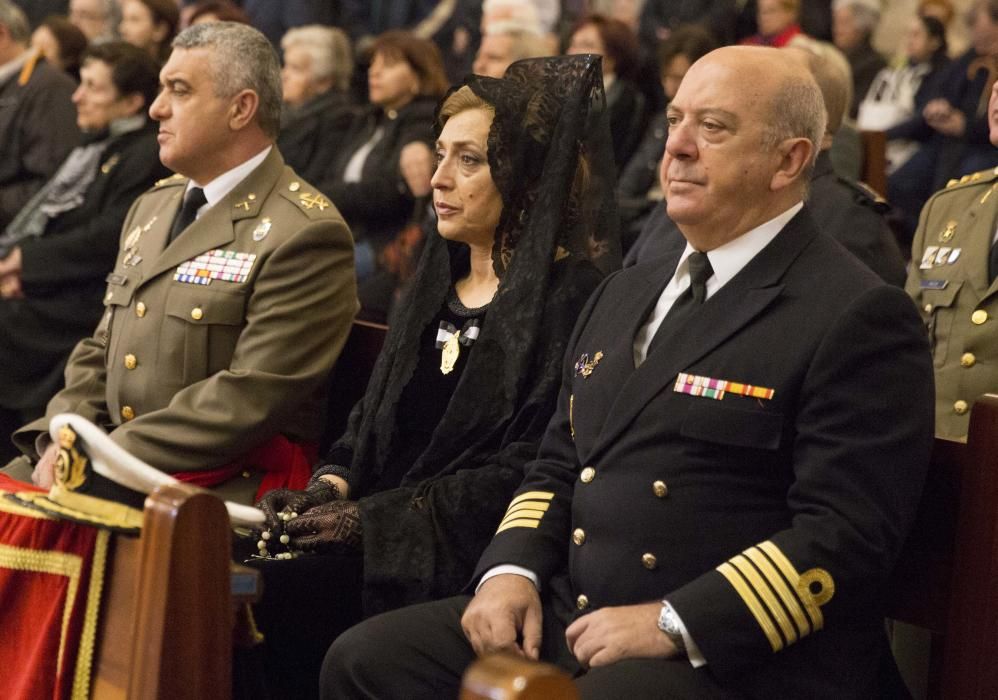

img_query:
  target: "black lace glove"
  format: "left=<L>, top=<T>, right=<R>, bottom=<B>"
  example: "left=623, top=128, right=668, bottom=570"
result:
left=258, top=479, right=341, bottom=530
left=285, top=500, right=363, bottom=553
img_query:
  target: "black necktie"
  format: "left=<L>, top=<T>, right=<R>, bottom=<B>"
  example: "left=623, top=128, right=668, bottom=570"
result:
left=168, top=187, right=207, bottom=243
left=989, top=237, right=998, bottom=285
left=647, top=251, right=714, bottom=356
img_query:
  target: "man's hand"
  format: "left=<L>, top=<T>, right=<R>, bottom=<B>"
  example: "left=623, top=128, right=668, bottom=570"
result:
left=565, top=602, right=677, bottom=668
left=0, top=247, right=23, bottom=299
left=32, top=442, right=59, bottom=488
left=461, top=574, right=543, bottom=660
left=924, top=99, right=967, bottom=137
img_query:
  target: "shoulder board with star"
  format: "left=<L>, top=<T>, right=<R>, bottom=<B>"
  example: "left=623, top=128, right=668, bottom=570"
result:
left=942, top=166, right=998, bottom=191
left=153, top=172, right=188, bottom=189
left=278, top=179, right=338, bottom=219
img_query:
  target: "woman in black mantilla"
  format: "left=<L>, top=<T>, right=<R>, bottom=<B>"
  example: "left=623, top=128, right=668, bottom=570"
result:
left=249, top=54, right=619, bottom=697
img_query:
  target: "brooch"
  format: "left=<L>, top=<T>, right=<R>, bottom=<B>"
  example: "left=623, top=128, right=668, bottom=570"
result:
left=574, top=351, right=604, bottom=378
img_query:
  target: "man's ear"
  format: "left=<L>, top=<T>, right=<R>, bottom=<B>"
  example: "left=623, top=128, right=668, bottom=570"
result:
left=228, top=89, right=259, bottom=131
left=770, top=137, right=814, bottom=192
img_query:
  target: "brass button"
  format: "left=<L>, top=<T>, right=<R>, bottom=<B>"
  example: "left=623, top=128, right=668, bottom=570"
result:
left=652, top=480, right=668, bottom=498
left=572, top=528, right=586, bottom=546
left=972, top=309, right=988, bottom=325
left=642, top=553, right=658, bottom=570
left=923, top=304, right=933, bottom=313
left=123, top=353, right=137, bottom=370
left=121, top=405, right=135, bottom=421
left=576, top=594, right=589, bottom=610
left=190, top=307, right=203, bottom=321
left=961, top=352, right=976, bottom=368
left=580, top=466, right=595, bottom=483
left=954, top=400, right=969, bottom=415
left=135, top=302, right=146, bottom=318
left=289, top=181, right=301, bottom=192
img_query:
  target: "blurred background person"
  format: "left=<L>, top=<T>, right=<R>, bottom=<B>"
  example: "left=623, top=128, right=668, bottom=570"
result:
left=858, top=14, right=950, bottom=173
left=472, top=25, right=546, bottom=78
left=240, top=0, right=339, bottom=49
left=183, top=0, right=250, bottom=28
left=278, top=25, right=357, bottom=186
left=319, top=31, right=447, bottom=316
left=567, top=13, right=650, bottom=169
left=832, top=0, right=886, bottom=118
left=639, top=0, right=737, bottom=46
left=12, top=1, right=68, bottom=31
left=31, top=14, right=88, bottom=79
left=0, top=0, right=80, bottom=230
left=0, top=41, right=166, bottom=463
left=68, top=0, right=117, bottom=43
left=118, top=0, right=178, bottom=64
left=741, top=0, right=804, bottom=46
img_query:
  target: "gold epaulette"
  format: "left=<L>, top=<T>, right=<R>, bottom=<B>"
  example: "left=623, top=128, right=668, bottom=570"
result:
left=154, top=173, right=186, bottom=188
left=944, top=166, right=998, bottom=189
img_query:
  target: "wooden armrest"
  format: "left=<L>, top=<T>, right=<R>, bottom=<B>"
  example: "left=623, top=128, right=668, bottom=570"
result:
left=460, top=654, right=578, bottom=700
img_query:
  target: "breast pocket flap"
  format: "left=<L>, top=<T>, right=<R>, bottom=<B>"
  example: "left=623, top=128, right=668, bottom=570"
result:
left=680, top=401, right=783, bottom=450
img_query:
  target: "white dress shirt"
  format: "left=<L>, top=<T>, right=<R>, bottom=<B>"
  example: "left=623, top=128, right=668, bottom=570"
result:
left=184, top=145, right=272, bottom=220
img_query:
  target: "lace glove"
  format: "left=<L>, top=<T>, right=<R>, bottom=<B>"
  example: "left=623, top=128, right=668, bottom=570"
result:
left=285, top=500, right=363, bottom=553
left=258, top=479, right=341, bottom=530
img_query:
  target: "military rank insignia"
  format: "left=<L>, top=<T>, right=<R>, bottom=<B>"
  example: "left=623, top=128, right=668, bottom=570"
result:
left=674, top=372, right=775, bottom=401
left=574, top=351, right=604, bottom=378
left=174, top=249, right=257, bottom=285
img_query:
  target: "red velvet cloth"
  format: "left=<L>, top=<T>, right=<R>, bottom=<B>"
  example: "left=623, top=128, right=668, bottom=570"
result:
left=172, top=434, right=317, bottom=502
left=0, top=495, right=109, bottom=699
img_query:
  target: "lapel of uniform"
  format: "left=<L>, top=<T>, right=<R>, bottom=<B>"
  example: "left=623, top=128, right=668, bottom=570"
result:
left=962, top=186, right=992, bottom=297
left=589, top=210, right=815, bottom=457
left=139, top=149, right=284, bottom=286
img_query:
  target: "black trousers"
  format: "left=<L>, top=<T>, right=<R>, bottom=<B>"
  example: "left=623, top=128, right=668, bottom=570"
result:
left=321, top=595, right=741, bottom=700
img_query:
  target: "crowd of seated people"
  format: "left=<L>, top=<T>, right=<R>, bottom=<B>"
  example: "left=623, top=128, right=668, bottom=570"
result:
left=0, top=0, right=996, bottom=697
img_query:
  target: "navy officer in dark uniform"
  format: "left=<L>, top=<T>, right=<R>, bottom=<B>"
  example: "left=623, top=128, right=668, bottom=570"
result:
left=323, top=45, right=934, bottom=699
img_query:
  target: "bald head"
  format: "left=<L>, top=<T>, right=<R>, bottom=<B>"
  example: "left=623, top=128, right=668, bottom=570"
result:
left=663, top=46, right=825, bottom=249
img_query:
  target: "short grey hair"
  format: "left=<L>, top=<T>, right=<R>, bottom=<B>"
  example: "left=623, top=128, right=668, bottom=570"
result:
left=281, top=25, right=353, bottom=91
left=832, top=0, right=881, bottom=34
left=173, top=22, right=282, bottom=139
left=0, top=0, right=29, bottom=44
left=761, top=74, right=827, bottom=179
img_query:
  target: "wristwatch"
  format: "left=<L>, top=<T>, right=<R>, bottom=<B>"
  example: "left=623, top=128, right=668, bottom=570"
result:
left=657, top=601, right=687, bottom=653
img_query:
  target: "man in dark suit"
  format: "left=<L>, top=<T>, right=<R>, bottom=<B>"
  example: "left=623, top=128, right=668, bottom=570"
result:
left=0, top=41, right=167, bottom=464
left=323, top=46, right=934, bottom=699
left=0, top=0, right=80, bottom=230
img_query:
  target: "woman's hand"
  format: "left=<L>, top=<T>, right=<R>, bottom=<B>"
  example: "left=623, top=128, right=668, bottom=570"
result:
left=285, top=500, right=363, bottom=552
left=258, top=479, right=340, bottom=530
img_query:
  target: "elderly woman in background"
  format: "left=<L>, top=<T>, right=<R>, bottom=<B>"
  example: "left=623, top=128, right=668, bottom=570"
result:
left=277, top=25, right=357, bottom=185
left=567, top=14, right=649, bottom=168
left=118, top=0, right=179, bottom=64
left=184, top=0, right=250, bottom=27
left=741, top=0, right=803, bottom=46
left=251, top=54, right=619, bottom=698
left=832, top=0, right=885, bottom=118
left=31, top=16, right=88, bottom=79
left=319, top=31, right=448, bottom=285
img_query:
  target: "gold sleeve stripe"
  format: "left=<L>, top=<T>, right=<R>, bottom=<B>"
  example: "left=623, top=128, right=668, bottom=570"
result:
left=495, top=518, right=542, bottom=534
left=501, top=502, right=551, bottom=521
left=730, top=555, right=797, bottom=645
left=497, top=509, right=548, bottom=529
left=508, top=491, right=555, bottom=509
left=717, top=562, right=783, bottom=652
left=758, top=541, right=824, bottom=630
left=744, top=547, right=811, bottom=637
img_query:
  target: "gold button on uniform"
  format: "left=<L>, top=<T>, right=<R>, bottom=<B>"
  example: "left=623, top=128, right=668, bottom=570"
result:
left=121, top=405, right=135, bottom=421
left=289, top=181, right=301, bottom=192
left=190, top=307, right=203, bottom=321
left=580, top=466, right=595, bottom=483
left=954, top=400, right=969, bottom=415
left=572, top=528, right=586, bottom=546
left=652, top=480, right=668, bottom=498
left=576, top=594, right=589, bottom=610
left=972, top=309, right=988, bottom=325
left=961, top=352, right=976, bottom=368
left=123, top=354, right=137, bottom=370
left=642, top=553, right=658, bottom=570
left=135, top=302, right=146, bottom=318
left=923, top=304, right=932, bottom=313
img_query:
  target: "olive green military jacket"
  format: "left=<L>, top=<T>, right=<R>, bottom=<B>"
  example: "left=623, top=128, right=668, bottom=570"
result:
left=11, top=148, right=358, bottom=501
left=906, top=166, right=998, bottom=440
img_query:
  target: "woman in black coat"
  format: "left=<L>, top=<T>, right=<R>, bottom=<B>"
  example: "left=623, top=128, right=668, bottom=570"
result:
left=318, top=31, right=449, bottom=281
left=251, top=55, right=620, bottom=698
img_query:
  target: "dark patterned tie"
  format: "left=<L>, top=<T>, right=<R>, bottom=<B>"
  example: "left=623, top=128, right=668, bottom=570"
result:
left=647, top=251, right=715, bottom=356
left=168, top=187, right=206, bottom=243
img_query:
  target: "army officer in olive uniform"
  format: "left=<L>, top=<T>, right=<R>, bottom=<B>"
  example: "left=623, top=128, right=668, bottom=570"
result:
left=905, top=79, right=998, bottom=440
left=3, top=22, right=357, bottom=504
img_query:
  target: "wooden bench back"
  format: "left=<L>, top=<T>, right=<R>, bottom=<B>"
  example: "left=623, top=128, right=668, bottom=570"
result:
left=320, top=320, right=389, bottom=453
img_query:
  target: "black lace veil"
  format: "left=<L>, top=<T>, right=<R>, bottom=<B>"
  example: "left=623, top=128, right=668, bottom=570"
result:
left=329, top=54, right=620, bottom=497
